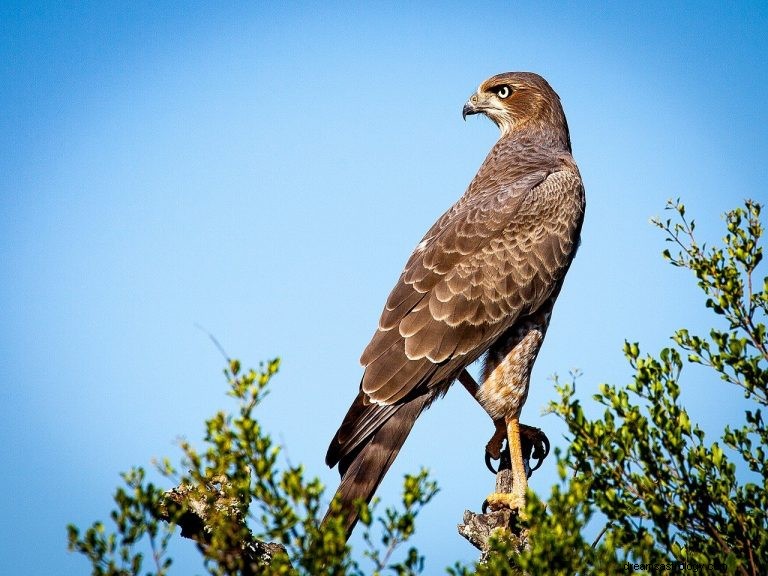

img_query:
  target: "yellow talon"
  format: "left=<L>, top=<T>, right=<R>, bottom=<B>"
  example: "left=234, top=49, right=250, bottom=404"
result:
left=482, top=418, right=529, bottom=519
left=484, top=492, right=527, bottom=516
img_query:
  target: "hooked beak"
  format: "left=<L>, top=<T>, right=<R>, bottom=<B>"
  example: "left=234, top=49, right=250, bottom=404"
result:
left=462, top=93, right=484, bottom=121
left=462, top=103, right=477, bottom=120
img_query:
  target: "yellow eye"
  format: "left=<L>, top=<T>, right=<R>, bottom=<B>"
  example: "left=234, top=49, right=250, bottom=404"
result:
left=496, top=86, right=511, bottom=99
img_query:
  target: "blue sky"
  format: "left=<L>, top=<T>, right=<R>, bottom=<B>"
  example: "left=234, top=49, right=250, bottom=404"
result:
left=1, top=1, right=766, bottom=573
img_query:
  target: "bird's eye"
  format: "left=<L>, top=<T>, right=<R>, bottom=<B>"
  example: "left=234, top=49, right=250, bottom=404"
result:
left=495, top=85, right=511, bottom=99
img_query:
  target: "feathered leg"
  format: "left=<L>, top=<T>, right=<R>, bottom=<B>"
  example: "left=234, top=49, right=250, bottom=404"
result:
left=458, top=370, right=550, bottom=474
left=469, top=306, right=553, bottom=515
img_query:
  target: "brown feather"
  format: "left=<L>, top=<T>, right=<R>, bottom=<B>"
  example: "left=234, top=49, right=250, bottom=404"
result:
left=324, top=72, right=586, bottom=540
left=323, top=394, right=430, bottom=538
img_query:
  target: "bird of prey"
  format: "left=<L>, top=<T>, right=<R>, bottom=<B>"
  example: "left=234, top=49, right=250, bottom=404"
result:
left=325, top=72, right=585, bottom=536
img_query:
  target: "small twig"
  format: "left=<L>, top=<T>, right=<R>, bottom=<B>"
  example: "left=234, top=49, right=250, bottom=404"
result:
left=194, top=323, right=231, bottom=361
left=591, top=523, right=611, bottom=548
left=148, top=529, right=164, bottom=574
left=379, top=533, right=401, bottom=570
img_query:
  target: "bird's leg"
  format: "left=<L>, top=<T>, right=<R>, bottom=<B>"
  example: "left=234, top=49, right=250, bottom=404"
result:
left=458, top=369, right=549, bottom=474
left=486, top=419, right=507, bottom=463
left=519, top=422, right=550, bottom=475
left=476, top=315, right=552, bottom=517
left=457, top=368, right=481, bottom=396
left=484, top=417, right=528, bottom=517
left=458, top=370, right=504, bottom=460
left=458, top=370, right=506, bottom=468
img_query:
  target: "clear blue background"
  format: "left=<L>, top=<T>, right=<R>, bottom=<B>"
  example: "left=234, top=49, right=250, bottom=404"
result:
left=1, top=1, right=766, bottom=573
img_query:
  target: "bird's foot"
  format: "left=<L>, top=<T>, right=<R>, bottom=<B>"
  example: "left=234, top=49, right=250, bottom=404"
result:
left=484, top=420, right=507, bottom=473
left=519, top=423, right=550, bottom=475
left=484, top=421, right=550, bottom=475
left=482, top=492, right=527, bottom=518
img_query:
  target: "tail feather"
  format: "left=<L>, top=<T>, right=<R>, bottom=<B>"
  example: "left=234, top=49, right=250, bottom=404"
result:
left=323, top=394, right=429, bottom=538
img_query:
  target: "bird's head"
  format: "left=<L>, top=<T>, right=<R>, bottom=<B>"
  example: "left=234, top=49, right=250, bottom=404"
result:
left=463, top=72, right=570, bottom=148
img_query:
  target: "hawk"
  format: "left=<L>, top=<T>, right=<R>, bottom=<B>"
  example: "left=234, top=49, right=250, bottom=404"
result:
left=325, top=72, right=585, bottom=536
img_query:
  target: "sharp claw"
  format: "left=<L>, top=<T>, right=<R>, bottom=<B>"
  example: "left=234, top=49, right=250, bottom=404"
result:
left=482, top=498, right=490, bottom=514
left=529, top=433, right=550, bottom=472
left=484, top=423, right=550, bottom=478
left=485, top=451, right=498, bottom=474
left=517, top=424, right=551, bottom=477
left=540, top=432, right=551, bottom=458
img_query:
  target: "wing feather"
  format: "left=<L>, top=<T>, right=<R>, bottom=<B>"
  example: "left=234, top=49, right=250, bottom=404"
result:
left=359, top=168, right=583, bottom=405
left=333, top=151, right=584, bottom=464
